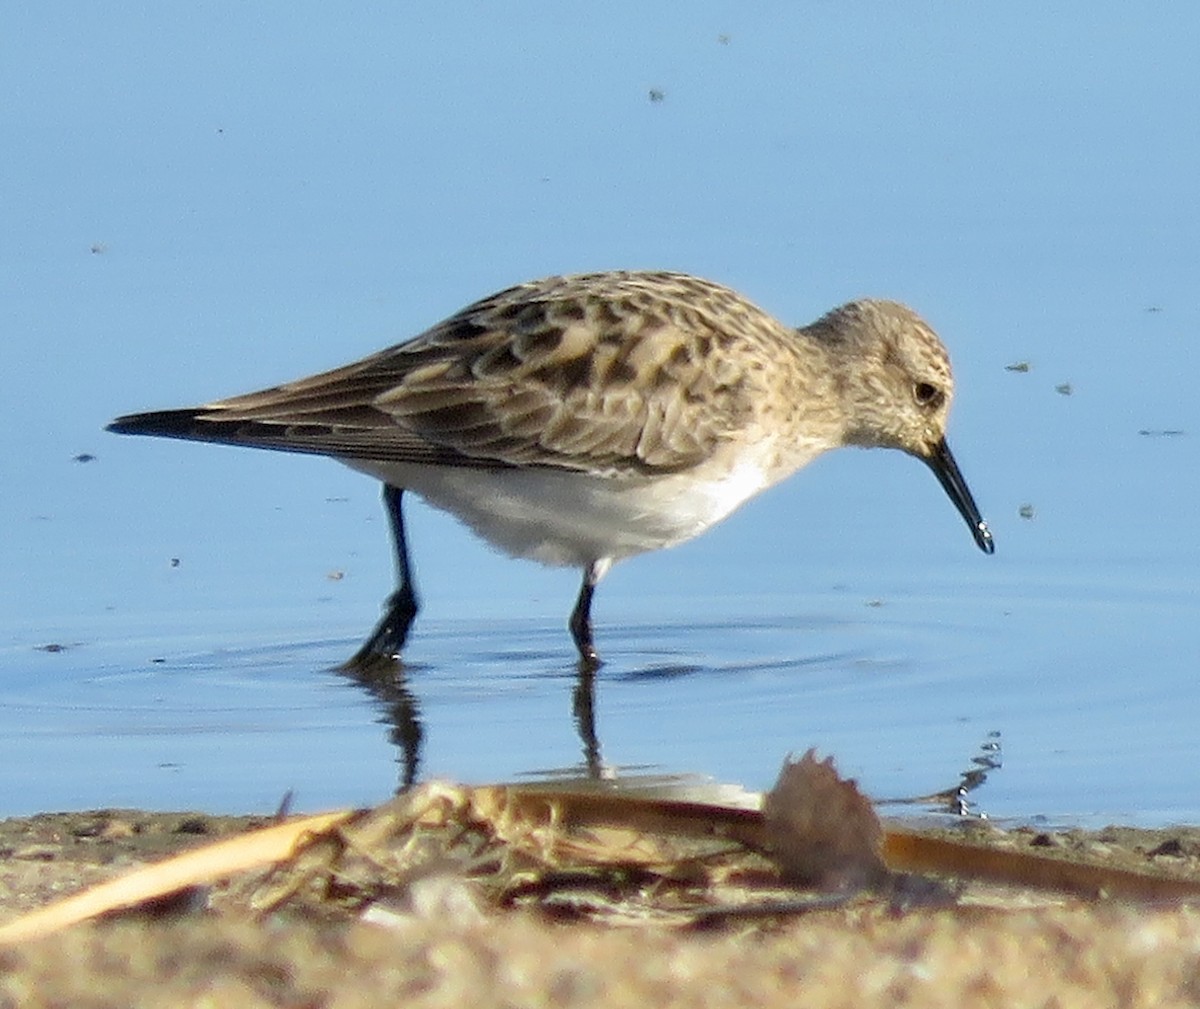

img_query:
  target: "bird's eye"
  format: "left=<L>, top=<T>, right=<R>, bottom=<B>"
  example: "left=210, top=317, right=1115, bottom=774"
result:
left=913, top=382, right=944, bottom=409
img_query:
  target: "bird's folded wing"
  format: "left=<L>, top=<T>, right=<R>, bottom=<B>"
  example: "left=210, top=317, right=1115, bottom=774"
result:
left=175, top=284, right=755, bottom=476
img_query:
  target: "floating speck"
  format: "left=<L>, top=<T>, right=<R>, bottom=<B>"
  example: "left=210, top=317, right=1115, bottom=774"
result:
left=89, top=242, right=107, bottom=255
left=717, top=33, right=731, bottom=45
left=1018, top=504, right=1035, bottom=520
left=36, top=643, right=67, bottom=653
left=170, top=557, right=181, bottom=568
left=1004, top=361, right=1031, bottom=373
left=1138, top=429, right=1186, bottom=438
left=648, top=88, right=665, bottom=103
left=327, top=570, right=346, bottom=581
left=73, top=452, right=96, bottom=463
left=1055, top=382, right=1073, bottom=396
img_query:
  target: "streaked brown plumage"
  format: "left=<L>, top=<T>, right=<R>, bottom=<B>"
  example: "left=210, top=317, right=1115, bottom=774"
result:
left=108, top=270, right=993, bottom=665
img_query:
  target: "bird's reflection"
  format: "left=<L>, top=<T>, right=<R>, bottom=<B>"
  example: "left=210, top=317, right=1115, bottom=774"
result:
left=571, top=662, right=603, bottom=778
left=336, top=654, right=424, bottom=788
left=336, top=655, right=604, bottom=790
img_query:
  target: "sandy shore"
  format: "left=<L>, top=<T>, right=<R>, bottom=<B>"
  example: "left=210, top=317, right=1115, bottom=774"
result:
left=2, top=808, right=1200, bottom=1007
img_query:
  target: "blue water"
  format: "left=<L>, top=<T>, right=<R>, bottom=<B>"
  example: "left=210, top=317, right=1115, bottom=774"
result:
left=3, top=5, right=1198, bottom=825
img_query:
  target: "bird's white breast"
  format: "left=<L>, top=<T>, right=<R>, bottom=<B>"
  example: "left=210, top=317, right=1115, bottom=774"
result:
left=345, top=449, right=787, bottom=569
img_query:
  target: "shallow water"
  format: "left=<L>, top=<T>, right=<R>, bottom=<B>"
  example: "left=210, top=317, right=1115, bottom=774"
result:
left=4, top=5, right=1199, bottom=825
left=3, top=492, right=1197, bottom=826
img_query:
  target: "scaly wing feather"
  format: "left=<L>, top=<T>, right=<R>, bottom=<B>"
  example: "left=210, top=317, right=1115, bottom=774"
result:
left=111, top=272, right=783, bottom=476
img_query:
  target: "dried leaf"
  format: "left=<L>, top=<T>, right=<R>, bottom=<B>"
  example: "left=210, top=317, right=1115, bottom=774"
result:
left=761, top=751, right=887, bottom=890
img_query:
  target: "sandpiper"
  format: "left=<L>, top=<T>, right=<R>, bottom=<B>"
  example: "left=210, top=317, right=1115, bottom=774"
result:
left=108, top=270, right=994, bottom=667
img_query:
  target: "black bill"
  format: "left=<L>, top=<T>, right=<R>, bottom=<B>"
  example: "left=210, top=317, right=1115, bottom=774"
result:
left=924, top=438, right=995, bottom=554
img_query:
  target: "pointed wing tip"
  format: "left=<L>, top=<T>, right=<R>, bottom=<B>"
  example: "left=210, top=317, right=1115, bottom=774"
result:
left=106, top=409, right=205, bottom=438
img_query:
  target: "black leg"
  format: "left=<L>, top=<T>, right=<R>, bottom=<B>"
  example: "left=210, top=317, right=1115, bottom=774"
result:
left=343, top=485, right=420, bottom=669
left=568, top=562, right=603, bottom=669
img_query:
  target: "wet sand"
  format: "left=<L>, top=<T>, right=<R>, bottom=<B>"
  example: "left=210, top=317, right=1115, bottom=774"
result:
left=3, top=809, right=1200, bottom=1007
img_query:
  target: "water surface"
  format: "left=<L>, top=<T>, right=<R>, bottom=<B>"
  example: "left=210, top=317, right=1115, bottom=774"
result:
left=3, top=4, right=1198, bottom=825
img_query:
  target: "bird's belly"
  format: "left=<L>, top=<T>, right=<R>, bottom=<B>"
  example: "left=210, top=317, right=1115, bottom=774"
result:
left=343, top=459, right=774, bottom=568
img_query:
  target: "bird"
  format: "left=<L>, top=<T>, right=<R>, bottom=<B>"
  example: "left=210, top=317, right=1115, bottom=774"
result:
left=107, top=270, right=994, bottom=668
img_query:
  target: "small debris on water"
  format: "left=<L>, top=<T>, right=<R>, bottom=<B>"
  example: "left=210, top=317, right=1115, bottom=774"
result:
left=1055, top=383, right=1073, bottom=396
left=1019, top=504, right=1035, bottom=520
left=1004, top=361, right=1031, bottom=373
left=73, top=453, right=97, bottom=463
